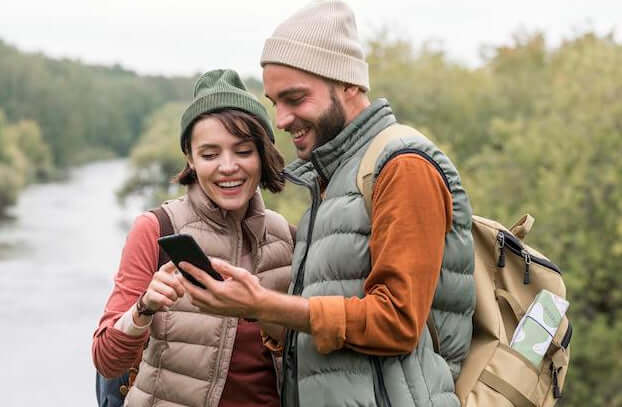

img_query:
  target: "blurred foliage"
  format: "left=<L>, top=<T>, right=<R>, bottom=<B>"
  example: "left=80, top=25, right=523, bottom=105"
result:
left=0, top=109, right=52, bottom=209
left=0, top=39, right=194, bottom=167
left=0, top=39, right=195, bottom=212
left=117, top=102, right=187, bottom=207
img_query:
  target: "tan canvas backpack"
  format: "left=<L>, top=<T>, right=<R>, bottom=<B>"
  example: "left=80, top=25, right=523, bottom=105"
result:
left=357, top=124, right=572, bottom=407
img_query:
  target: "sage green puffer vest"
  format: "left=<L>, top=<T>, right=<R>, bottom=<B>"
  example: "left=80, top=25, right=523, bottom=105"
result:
left=281, top=99, right=475, bottom=407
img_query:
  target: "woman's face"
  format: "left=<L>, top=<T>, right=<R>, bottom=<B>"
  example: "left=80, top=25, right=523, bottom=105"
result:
left=187, top=116, right=261, bottom=215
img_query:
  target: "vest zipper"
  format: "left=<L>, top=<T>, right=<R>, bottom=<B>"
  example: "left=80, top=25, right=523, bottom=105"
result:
left=495, top=231, right=561, bottom=279
left=281, top=172, right=322, bottom=407
left=371, top=357, right=392, bottom=407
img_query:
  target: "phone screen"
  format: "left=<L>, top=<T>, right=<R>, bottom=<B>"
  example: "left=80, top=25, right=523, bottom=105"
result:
left=157, top=234, right=224, bottom=288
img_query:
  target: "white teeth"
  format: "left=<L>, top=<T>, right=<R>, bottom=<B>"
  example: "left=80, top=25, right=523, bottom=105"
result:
left=293, top=128, right=308, bottom=139
left=217, top=181, right=244, bottom=188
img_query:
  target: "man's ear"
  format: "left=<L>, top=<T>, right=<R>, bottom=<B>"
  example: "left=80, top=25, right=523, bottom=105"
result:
left=342, top=83, right=361, bottom=100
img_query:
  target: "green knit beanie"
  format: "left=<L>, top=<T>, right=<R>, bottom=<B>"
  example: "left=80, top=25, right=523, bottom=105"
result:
left=180, top=69, right=274, bottom=152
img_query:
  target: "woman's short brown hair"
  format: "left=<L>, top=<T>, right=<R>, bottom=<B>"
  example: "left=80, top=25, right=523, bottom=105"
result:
left=174, top=109, right=285, bottom=193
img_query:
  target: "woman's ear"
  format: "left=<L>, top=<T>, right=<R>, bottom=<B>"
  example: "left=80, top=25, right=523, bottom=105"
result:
left=186, top=154, right=194, bottom=170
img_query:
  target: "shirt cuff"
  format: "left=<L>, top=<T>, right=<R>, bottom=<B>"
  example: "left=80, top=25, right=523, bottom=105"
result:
left=113, top=304, right=152, bottom=336
left=309, top=296, right=346, bottom=354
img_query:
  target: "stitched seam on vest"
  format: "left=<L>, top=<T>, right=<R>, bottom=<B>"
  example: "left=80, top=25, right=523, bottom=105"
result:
left=304, top=277, right=366, bottom=291
left=156, top=338, right=219, bottom=347
left=414, top=349, right=434, bottom=404
left=308, top=230, right=367, bottom=245
left=153, top=365, right=217, bottom=386
left=441, top=267, right=474, bottom=276
left=299, top=368, right=370, bottom=380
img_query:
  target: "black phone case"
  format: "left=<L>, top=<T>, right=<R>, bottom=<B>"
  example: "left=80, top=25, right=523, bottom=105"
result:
left=157, top=234, right=224, bottom=288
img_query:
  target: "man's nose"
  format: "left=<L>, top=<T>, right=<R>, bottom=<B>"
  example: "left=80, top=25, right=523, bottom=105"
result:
left=275, top=106, right=294, bottom=130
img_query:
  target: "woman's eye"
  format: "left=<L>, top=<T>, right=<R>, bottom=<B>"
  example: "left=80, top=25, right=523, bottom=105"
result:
left=237, top=150, right=253, bottom=156
left=201, top=153, right=217, bottom=160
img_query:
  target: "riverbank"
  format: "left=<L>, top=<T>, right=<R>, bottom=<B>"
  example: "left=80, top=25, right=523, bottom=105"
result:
left=0, top=159, right=145, bottom=406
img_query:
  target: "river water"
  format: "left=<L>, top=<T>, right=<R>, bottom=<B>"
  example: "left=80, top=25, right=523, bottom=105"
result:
left=0, top=159, right=146, bottom=406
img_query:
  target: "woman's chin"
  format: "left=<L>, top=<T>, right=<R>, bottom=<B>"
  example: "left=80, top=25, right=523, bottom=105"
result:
left=213, top=195, right=251, bottom=213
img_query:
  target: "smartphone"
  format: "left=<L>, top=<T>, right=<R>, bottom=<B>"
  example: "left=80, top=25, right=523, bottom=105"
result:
left=157, top=234, right=224, bottom=288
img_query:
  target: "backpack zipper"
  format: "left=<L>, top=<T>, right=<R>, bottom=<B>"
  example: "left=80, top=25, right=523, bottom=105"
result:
left=561, top=321, right=573, bottom=349
left=496, top=230, right=561, bottom=281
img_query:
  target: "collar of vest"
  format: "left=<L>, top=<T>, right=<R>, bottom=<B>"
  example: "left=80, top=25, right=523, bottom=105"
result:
left=285, top=99, right=396, bottom=183
left=187, top=183, right=267, bottom=244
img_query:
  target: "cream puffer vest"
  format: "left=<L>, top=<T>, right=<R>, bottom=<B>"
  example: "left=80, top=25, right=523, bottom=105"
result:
left=125, top=188, right=293, bottom=407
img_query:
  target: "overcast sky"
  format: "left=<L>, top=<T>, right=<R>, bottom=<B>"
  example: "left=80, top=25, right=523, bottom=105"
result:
left=0, top=0, right=620, bottom=79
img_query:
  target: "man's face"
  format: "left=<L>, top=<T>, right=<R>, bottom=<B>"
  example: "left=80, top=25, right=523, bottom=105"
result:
left=263, top=64, right=346, bottom=161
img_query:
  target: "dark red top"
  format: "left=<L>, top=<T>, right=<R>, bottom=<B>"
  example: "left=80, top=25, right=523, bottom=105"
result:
left=219, top=319, right=279, bottom=407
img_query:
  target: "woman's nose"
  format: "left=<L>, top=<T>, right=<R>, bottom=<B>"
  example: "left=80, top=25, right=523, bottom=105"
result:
left=217, top=154, right=239, bottom=174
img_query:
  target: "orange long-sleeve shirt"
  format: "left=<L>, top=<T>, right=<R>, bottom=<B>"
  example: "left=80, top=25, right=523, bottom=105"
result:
left=308, top=153, right=452, bottom=355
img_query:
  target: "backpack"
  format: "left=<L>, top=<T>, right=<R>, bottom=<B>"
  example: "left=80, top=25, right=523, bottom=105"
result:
left=357, top=124, right=572, bottom=407
left=95, top=207, right=173, bottom=407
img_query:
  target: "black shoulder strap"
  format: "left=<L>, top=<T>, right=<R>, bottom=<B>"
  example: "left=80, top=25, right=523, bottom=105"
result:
left=149, top=206, right=174, bottom=269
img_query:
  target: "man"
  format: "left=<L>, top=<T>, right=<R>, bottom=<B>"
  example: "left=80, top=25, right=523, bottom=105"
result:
left=179, top=2, right=475, bottom=406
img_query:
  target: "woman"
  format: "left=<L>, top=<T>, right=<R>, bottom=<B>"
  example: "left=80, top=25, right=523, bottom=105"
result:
left=92, top=69, right=293, bottom=407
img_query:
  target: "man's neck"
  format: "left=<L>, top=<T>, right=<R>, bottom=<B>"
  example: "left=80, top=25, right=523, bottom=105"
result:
left=344, top=94, right=371, bottom=125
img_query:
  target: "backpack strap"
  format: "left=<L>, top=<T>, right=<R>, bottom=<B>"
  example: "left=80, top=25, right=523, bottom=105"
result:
left=357, top=123, right=442, bottom=354
left=357, top=123, right=423, bottom=216
left=509, top=214, right=535, bottom=241
left=149, top=206, right=174, bottom=269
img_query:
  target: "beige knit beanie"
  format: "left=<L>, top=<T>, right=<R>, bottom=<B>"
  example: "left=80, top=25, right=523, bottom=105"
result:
left=261, top=0, right=369, bottom=91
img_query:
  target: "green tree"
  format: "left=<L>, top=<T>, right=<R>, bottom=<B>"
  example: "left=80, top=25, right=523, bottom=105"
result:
left=117, top=102, right=187, bottom=206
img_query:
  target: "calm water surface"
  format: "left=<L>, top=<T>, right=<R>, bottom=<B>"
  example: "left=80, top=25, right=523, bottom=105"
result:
left=0, top=159, right=145, bottom=406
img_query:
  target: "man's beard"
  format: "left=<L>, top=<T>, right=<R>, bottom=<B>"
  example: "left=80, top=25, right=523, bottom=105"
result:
left=313, top=87, right=347, bottom=149
left=289, top=87, right=346, bottom=153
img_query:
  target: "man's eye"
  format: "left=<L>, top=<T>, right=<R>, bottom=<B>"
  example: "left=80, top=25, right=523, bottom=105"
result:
left=287, top=96, right=303, bottom=105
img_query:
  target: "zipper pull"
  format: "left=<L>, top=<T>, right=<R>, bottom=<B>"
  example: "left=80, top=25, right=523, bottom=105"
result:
left=497, top=232, right=506, bottom=267
left=550, top=362, right=562, bottom=399
left=522, top=249, right=531, bottom=284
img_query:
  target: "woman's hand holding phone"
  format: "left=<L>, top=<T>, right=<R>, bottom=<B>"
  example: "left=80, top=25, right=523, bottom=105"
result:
left=133, top=261, right=185, bottom=324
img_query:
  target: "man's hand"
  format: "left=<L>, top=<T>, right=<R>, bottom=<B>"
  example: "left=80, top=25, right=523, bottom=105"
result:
left=178, top=258, right=267, bottom=320
left=178, top=258, right=312, bottom=333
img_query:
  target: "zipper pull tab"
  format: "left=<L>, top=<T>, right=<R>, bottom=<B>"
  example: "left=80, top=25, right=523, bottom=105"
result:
left=551, top=362, right=562, bottom=399
left=522, top=249, right=531, bottom=284
left=497, top=232, right=506, bottom=267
